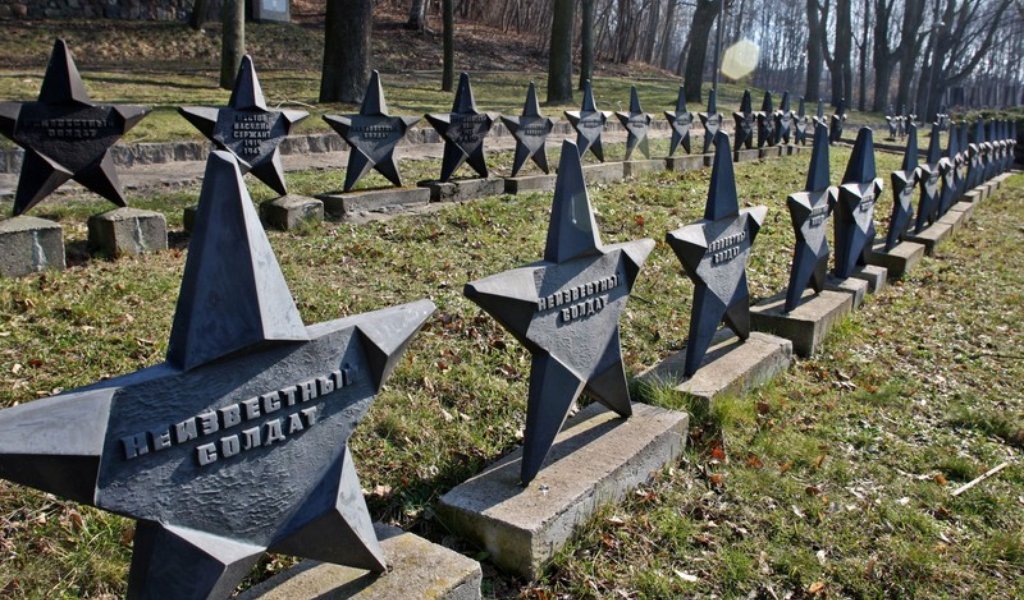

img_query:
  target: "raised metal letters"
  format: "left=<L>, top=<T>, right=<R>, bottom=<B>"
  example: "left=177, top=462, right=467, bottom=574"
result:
left=564, top=79, right=610, bottom=161
left=833, top=128, right=883, bottom=278
left=464, top=140, right=654, bottom=484
left=501, top=82, right=556, bottom=176
left=0, top=39, right=149, bottom=215
left=425, top=72, right=495, bottom=181
left=615, top=86, right=652, bottom=160
left=664, top=86, right=694, bottom=156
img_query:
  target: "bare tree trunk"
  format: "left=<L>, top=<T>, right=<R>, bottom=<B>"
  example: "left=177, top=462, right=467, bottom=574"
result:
left=858, top=0, right=870, bottom=111
left=683, top=0, right=723, bottom=102
left=442, top=0, right=454, bottom=91
left=658, top=0, right=678, bottom=69
left=319, top=0, right=372, bottom=103
left=825, top=0, right=852, bottom=106
left=642, top=0, right=661, bottom=64
left=219, top=0, right=245, bottom=90
left=805, top=0, right=824, bottom=101
left=406, top=0, right=427, bottom=30
left=895, top=0, right=925, bottom=112
left=580, top=0, right=595, bottom=90
left=189, top=0, right=209, bottom=30
left=548, top=0, right=575, bottom=103
left=615, top=0, right=633, bottom=63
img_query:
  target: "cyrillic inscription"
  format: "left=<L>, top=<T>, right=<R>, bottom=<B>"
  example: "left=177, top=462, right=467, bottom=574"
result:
left=233, top=114, right=273, bottom=156
left=710, top=231, right=747, bottom=265
left=536, top=273, right=622, bottom=323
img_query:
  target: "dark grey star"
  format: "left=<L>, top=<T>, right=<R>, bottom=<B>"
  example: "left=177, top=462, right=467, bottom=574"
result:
left=666, top=131, right=767, bottom=377
left=775, top=91, right=793, bottom=144
left=733, top=89, right=755, bottom=152
left=794, top=97, right=810, bottom=145
left=664, top=86, right=694, bottom=156
left=0, top=151, right=435, bottom=599
left=500, top=82, right=555, bottom=177
left=464, top=140, right=654, bottom=485
left=615, top=85, right=652, bottom=160
left=883, top=121, right=920, bottom=251
left=564, top=79, right=610, bottom=161
left=323, top=70, right=420, bottom=191
left=834, top=127, right=883, bottom=279
left=812, top=98, right=827, bottom=129
left=967, top=118, right=985, bottom=189
left=784, top=122, right=837, bottom=312
left=756, top=90, right=776, bottom=148
left=937, top=122, right=959, bottom=215
left=829, top=99, right=846, bottom=144
left=913, top=124, right=943, bottom=232
left=698, top=88, right=725, bottom=154
left=0, top=38, right=149, bottom=216
left=180, top=55, right=308, bottom=196
left=955, top=122, right=969, bottom=198
left=425, top=72, right=495, bottom=181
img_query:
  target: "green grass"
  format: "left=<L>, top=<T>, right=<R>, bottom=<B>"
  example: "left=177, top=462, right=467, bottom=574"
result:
left=1, top=91, right=1023, bottom=596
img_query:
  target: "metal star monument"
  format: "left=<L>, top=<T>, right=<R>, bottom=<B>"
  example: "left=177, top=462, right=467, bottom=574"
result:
left=883, top=121, right=920, bottom=251
left=0, top=38, right=150, bottom=216
left=323, top=70, right=420, bottom=191
left=833, top=127, right=883, bottom=279
left=913, top=124, right=942, bottom=233
left=463, top=140, right=654, bottom=485
left=615, top=86, right=653, bottom=160
left=756, top=91, right=776, bottom=148
left=179, top=55, right=308, bottom=196
left=666, top=131, right=767, bottom=377
left=938, top=121, right=958, bottom=215
left=0, top=151, right=435, bottom=599
left=664, top=86, right=694, bottom=156
left=784, top=123, right=837, bottom=312
left=775, top=91, right=793, bottom=145
left=564, top=80, right=609, bottom=162
left=829, top=99, right=846, bottom=144
left=733, top=89, right=755, bottom=152
left=500, top=82, right=556, bottom=177
left=425, top=72, right=495, bottom=181
left=698, top=89, right=725, bottom=154
left=794, top=97, right=810, bottom=145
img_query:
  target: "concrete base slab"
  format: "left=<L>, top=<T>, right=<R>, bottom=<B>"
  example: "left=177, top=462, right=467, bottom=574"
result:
left=948, top=201, right=975, bottom=224
left=87, top=207, right=168, bottom=258
left=238, top=524, right=481, bottom=600
left=665, top=154, right=706, bottom=172
left=850, top=264, right=887, bottom=294
left=866, top=240, right=925, bottom=279
left=623, top=159, right=665, bottom=177
left=963, top=190, right=981, bottom=204
left=759, top=146, right=783, bottom=158
left=937, top=209, right=964, bottom=235
left=825, top=275, right=868, bottom=309
left=260, top=195, right=323, bottom=230
left=318, top=187, right=430, bottom=220
left=904, top=220, right=953, bottom=255
left=750, top=289, right=853, bottom=357
left=0, top=215, right=65, bottom=278
left=419, top=178, right=504, bottom=203
left=640, top=330, right=792, bottom=402
left=437, top=402, right=687, bottom=581
left=734, top=149, right=760, bottom=163
left=581, top=162, right=625, bottom=185
left=503, top=173, right=558, bottom=194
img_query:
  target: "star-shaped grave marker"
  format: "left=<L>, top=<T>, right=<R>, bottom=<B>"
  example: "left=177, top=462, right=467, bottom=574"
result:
left=664, top=86, right=694, bottom=156
left=938, top=122, right=959, bottom=215
left=615, top=86, right=653, bottom=160
left=967, top=118, right=985, bottom=189
left=564, top=80, right=610, bottom=162
left=426, top=72, right=495, bottom=181
left=0, top=150, right=435, bottom=599
left=794, top=97, right=810, bottom=145
left=323, top=70, right=420, bottom=192
left=784, top=122, right=837, bottom=312
left=464, top=140, right=654, bottom=485
left=666, top=131, right=767, bottom=377
left=833, top=127, right=883, bottom=279
left=955, top=122, right=970, bottom=198
left=913, top=124, right=943, bottom=232
left=180, top=55, right=308, bottom=196
left=500, top=82, right=556, bottom=177
left=883, top=121, right=920, bottom=251
left=829, top=99, right=846, bottom=144
left=756, top=91, right=777, bottom=148
left=698, top=89, right=725, bottom=154
left=812, top=99, right=827, bottom=129
left=733, top=89, right=755, bottom=152
left=775, top=91, right=793, bottom=144
left=0, top=39, right=149, bottom=216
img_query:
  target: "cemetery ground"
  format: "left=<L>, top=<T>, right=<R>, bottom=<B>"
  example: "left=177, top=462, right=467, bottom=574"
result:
left=0, top=138, right=1022, bottom=598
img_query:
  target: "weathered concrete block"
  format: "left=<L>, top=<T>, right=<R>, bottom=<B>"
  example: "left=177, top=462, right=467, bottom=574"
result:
left=665, top=154, right=706, bottom=172
left=750, top=289, right=853, bottom=357
left=419, top=178, right=505, bottom=203
left=850, top=264, right=888, bottom=294
left=937, top=210, right=964, bottom=235
left=640, top=331, right=792, bottom=402
left=259, top=195, right=323, bottom=230
left=87, top=207, right=168, bottom=258
left=580, top=162, right=625, bottom=185
left=0, top=216, right=65, bottom=278
left=948, top=200, right=975, bottom=224
left=759, top=146, right=783, bottom=159
left=623, top=159, right=665, bottom=178
left=437, top=402, right=687, bottom=580
left=503, top=173, right=558, bottom=194
left=319, top=187, right=431, bottom=220
left=734, top=149, right=761, bottom=163
left=904, top=220, right=954, bottom=256
left=963, top=190, right=981, bottom=204
left=825, top=275, right=868, bottom=309
left=866, top=240, right=925, bottom=279
left=238, top=524, right=481, bottom=600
